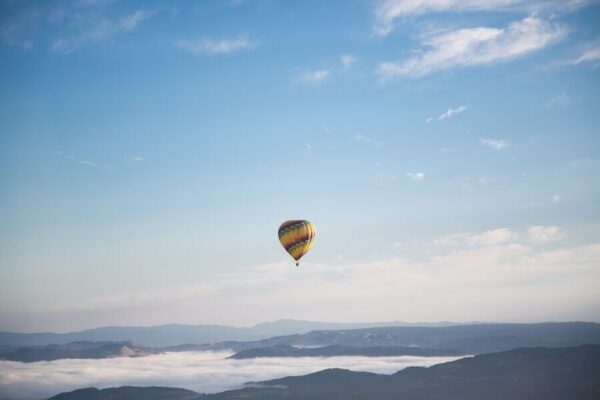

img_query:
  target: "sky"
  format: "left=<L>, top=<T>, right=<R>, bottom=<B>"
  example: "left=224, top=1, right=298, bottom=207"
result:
left=0, top=0, right=599, bottom=333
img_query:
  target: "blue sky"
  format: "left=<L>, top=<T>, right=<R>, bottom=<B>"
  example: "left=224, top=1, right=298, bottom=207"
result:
left=1, top=0, right=599, bottom=332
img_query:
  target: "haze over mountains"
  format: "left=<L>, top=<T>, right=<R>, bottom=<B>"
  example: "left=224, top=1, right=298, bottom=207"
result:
left=0, top=319, right=463, bottom=348
left=3, top=321, right=599, bottom=363
left=2, top=321, right=600, bottom=399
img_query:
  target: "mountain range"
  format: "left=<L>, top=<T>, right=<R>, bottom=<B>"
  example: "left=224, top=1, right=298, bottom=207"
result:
left=200, top=321, right=600, bottom=354
left=0, top=319, right=464, bottom=348
left=3, top=322, right=599, bottom=362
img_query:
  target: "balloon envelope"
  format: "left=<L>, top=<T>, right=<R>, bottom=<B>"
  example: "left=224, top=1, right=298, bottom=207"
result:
left=278, top=220, right=316, bottom=264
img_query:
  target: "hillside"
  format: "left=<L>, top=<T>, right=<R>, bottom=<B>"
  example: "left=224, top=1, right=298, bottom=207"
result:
left=0, top=341, right=157, bottom=362
left=48, top=345, right=600, bottom=400
left=206, top=345, right=600, bottom=400
left=47, top=386, right=201, bottom=400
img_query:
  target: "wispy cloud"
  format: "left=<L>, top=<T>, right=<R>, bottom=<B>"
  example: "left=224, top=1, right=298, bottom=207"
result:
left=0, top=7, right=40, bottom=49
left=303, top=143, right=312, bottom=151
left=546, top=93, right=570, bottom=108
left=295, top=69, right=331, bottom=85
left=559, top=40, right=600, bottom=68
left=405, top=172, right=425, bottom=181
left=77, top=0, right=116, bottom=7
left=480, top=138, right=509, bottom=150
left=130, top=156, right=144, bottom=161
left=552, top=194, right=561, bottom=204
left=176, top=36, right=257, bottom=55
left=52, top=9, right=156, bottom=54
left=354, top=134, right=382, bottom=147
left=373, top=0, right=523, bottom=36
left=340, top=53, right=357, bottom=70
left=321, top=126, right=331, bottom=133
left=528, top=226, right=561, bottom=243
left=377, top=17, right=566, bottom=80
left=427, top=105, right=467, bottom=123
left=56, top=151, right=112, bottom=169
left=372, top=0, right=591, bottom=37
left=434, top=228, right=518, bottom=247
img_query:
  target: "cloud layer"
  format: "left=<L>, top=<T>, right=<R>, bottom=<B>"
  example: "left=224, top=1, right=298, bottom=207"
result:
left=0, top=352, right=461, bottom=400
left=53, top=9, right=155, bottom=54
left=176, top=36, right=257, bottom=55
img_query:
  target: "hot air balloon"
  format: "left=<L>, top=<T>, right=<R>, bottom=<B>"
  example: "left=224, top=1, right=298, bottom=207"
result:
left=278, top=220, right=316, bottom=266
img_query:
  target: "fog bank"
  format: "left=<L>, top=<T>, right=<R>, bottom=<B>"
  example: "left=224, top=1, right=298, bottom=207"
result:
left=0, top=351, right=463, bottom=399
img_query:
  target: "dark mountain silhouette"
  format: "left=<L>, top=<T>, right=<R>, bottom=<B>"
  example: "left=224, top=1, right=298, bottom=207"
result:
left=47, top=386, right=200, bottom=400
left=205, top=345, right=600, bottom=400
left=0, top=341, right=157, bottom=362
left=228, top=344, right=466, bottom=359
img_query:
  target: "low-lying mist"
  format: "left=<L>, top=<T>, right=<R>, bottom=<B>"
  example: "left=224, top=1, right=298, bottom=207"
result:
left=0, top=351, right=463, bottom=399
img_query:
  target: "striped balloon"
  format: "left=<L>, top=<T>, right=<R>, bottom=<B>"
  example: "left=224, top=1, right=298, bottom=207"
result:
left=278, top=220, right=317, bottom=266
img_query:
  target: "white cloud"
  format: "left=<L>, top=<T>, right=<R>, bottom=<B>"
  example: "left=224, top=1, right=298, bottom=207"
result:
left=561, top=41, right=600, bottom=68
left=12, top=230, right=599, bottom=334
left=303, top=143, right=312, bottom=151
left=372, top=0, right=591, bottom=37
left=480, top=138, right=509, bottom=150
left=0, top=352, right=460, bottom=400
left=354, top=134, right=382, bottom=146
left=79, top=160, right=97, bottom=167
left=296, top=69, right=331, bottom=85
left=0, top=10, right=37, bottom=49
left=377, top=16, right=566, bottom=79
left=552, top=194, right=561, bottom=203
left=176, top=36, right=256, bottom=55
left=434, top=228, right=518, bottom=247
left=528, top=226, right=561, bottom=244
left=546, top=93, right=570, bottom=108
left=340, top=53, right=357, bottom=70
left=405, top=172, right=425, bottom=181
left=427, top=105, right=467, bottom=122
left=77, top=0, right=116, bottom=6
left=52, top=9, right=155, bottom=54
left=373, top=0, right=524, bottom=36
left=131, top=156, right=144, bottom=161
left=321, top=126, right=331, bottom=133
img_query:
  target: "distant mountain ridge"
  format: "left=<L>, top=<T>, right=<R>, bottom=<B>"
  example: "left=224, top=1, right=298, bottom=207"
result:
left=201, top=321, right=600, bottom=355
left=0, top=319, right=469, bottom=348
left=0, top=341, right=158, bottom=362
left=2, top=322, right=599, bottom=362
left=47, top=386, right=200, bottom=400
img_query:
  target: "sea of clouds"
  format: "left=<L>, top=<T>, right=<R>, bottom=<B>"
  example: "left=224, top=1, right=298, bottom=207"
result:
left=0, top=351, right=464, bottom=399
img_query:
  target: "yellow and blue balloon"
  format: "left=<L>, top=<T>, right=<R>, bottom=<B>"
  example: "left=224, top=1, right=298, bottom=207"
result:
left=278, top=220, right=316, bottom=266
